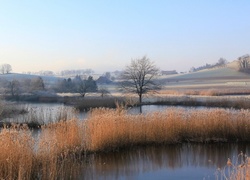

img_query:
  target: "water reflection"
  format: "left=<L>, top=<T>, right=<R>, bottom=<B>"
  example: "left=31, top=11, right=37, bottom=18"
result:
left=77, top=143, right=250, bottom=180
left=2, top=103, right=78, bottom=123
left=127, top=105, right=218, bottom=115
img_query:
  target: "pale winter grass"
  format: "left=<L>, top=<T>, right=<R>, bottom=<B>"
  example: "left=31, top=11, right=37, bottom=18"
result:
left=1, top=105, right=77, bottom=129
left=0, top=100, right=27, bottom=120
left=216, top=152, right=250, bottom=180
left=2, top=108, right=250, bottom=179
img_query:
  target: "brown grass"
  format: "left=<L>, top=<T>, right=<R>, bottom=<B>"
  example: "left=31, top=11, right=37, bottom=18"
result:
left=85, top=108, right=250, bottom=151
left=0, top=125, right=35, bottom=179
left=216, top=153, right=250, bottom=180
left=2, top=107, right=250, bottom=179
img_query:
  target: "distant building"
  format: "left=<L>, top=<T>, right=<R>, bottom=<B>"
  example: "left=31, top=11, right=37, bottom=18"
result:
left=161, top=70, right=178, bottom=76
left=96, top=76, right=112, bottom=84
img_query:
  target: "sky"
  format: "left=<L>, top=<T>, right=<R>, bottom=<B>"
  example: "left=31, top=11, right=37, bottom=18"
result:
left=0, top=0, right=250, bottom=74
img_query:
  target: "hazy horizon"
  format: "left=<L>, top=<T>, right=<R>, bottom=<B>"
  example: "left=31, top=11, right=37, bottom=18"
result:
left=0, top=1, right=250, bottom=74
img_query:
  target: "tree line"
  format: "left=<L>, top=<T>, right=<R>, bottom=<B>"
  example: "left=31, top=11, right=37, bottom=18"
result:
left=238, top=54, right=250, bottom=73
left=55, top=75, right=97, bottom=97
left=189, top=58, right=227, bottom=73
left=0, top=64, right=12, bottom=74
left=0, top=75, right=98, bottom=100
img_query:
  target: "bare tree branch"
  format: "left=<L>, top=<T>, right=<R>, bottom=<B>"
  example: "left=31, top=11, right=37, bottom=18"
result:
left=120, top=56, right=160, bottom=104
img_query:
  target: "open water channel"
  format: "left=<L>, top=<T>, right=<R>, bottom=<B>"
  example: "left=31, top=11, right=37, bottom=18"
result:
left=3, top=103, right=250, bottom=179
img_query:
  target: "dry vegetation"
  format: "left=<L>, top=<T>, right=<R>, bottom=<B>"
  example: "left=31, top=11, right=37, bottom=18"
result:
left=0, top=101, right=27, bottom=119
left=1, top=107, right=250, bottom=179
left=73, top=96, right=137, bottom=111
left=216, top=153, right=250, bottom=180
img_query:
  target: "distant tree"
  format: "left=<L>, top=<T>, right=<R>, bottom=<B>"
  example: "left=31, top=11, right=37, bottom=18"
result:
left=0, top=78, right=9, bottom=94
left=104, top=72, right=111, bottom=79
left=60, top=69, right=94, bottom=77
left=9, top=80, right=20, bottom=98
left=99, top=88, right=111, bottom=98
left=20, top=78, right=32, bottom=92
left=0, top=64, right=12, bottom=74
left=74, top=76, right=98, bottom=97
left=120, top=56, right=160, bottom=105
left=238, top=54, right=250, bottom=73
left=31, top=77, right=45, bottom=91
left=189, top=67, right=196, bottom=73
left=216, top=58, right=227, bottom=67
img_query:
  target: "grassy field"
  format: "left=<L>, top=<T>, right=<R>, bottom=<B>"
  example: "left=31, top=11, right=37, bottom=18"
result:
left=1, top=107, right=250, bottom=179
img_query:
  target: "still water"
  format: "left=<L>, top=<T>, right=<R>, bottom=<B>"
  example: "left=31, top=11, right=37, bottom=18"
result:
left=77, top=143, right=250, bottom=180
left=4, top=103, right=212, bottom=123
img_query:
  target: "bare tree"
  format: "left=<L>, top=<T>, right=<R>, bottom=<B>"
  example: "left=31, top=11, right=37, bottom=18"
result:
left=0, top=64, right=12, bottom=74
left=31, top=77, right=45, bottom=91
left=217, top=58, right=227, bottom=67
left=9, top=80, right=20, bottom=98
left=238, top=54, right=250, bottom=73
left=99, top=88, right=111, bottom=98
left=120, top=56, right=160, bottom=104
left=74, top=76, right=98, bottom=97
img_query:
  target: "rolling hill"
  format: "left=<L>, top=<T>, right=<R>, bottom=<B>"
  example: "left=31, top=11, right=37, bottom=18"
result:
left=159, top=62, right=250, bottom=89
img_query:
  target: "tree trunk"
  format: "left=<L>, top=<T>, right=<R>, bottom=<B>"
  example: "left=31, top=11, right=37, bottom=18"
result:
left=139, top=94, right=142, bottom=104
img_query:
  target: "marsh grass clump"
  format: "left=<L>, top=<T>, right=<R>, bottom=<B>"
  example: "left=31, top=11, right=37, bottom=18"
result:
left=73, top=96, right=130, bottom=111
left=36, top=119, right=87, bottom=179
left=0, top=101, right=27, bottom=119
left=1, top=106, right=77, bottom=129
left=216, top=152, right=250, bottom=180
left=0, top=119, right=87, bottom=179
left=0, top=126, right=35, bottom=180
left=85, top=108, right=250, bottom=151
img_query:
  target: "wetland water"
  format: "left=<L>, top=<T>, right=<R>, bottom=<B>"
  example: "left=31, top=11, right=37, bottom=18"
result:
left=4, top=103, right=250, bottom=179
left=78, top=143, right=250, bottom=180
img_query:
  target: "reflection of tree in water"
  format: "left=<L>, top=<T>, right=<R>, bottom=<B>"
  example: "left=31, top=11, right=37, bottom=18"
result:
left=77, top=143, right=250, bottom=180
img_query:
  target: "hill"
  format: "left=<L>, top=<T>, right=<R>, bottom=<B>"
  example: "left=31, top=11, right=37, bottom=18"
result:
left=159, top=63, right=250, bottom=89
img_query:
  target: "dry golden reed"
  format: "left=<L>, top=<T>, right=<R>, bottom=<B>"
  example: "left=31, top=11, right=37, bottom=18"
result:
left=85, top=108, right=250, bottom=151
left=2, top=107, right=250, bottom=179
left=0, top=126, right=35, bottom=180
left=216, top=153, right=250, bottom=180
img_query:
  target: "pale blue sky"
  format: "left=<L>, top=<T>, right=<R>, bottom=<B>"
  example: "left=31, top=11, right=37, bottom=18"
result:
left=0, top=0, right=249, bottom=73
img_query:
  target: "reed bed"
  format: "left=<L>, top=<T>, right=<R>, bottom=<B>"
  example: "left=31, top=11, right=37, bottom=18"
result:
left=2, top=107, right=250, bottom=179
left=0, top=101, right=27, bottom=119
left=0, top=126, right=35, bottom=180
left=85, top=108, right=250, bottom=151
